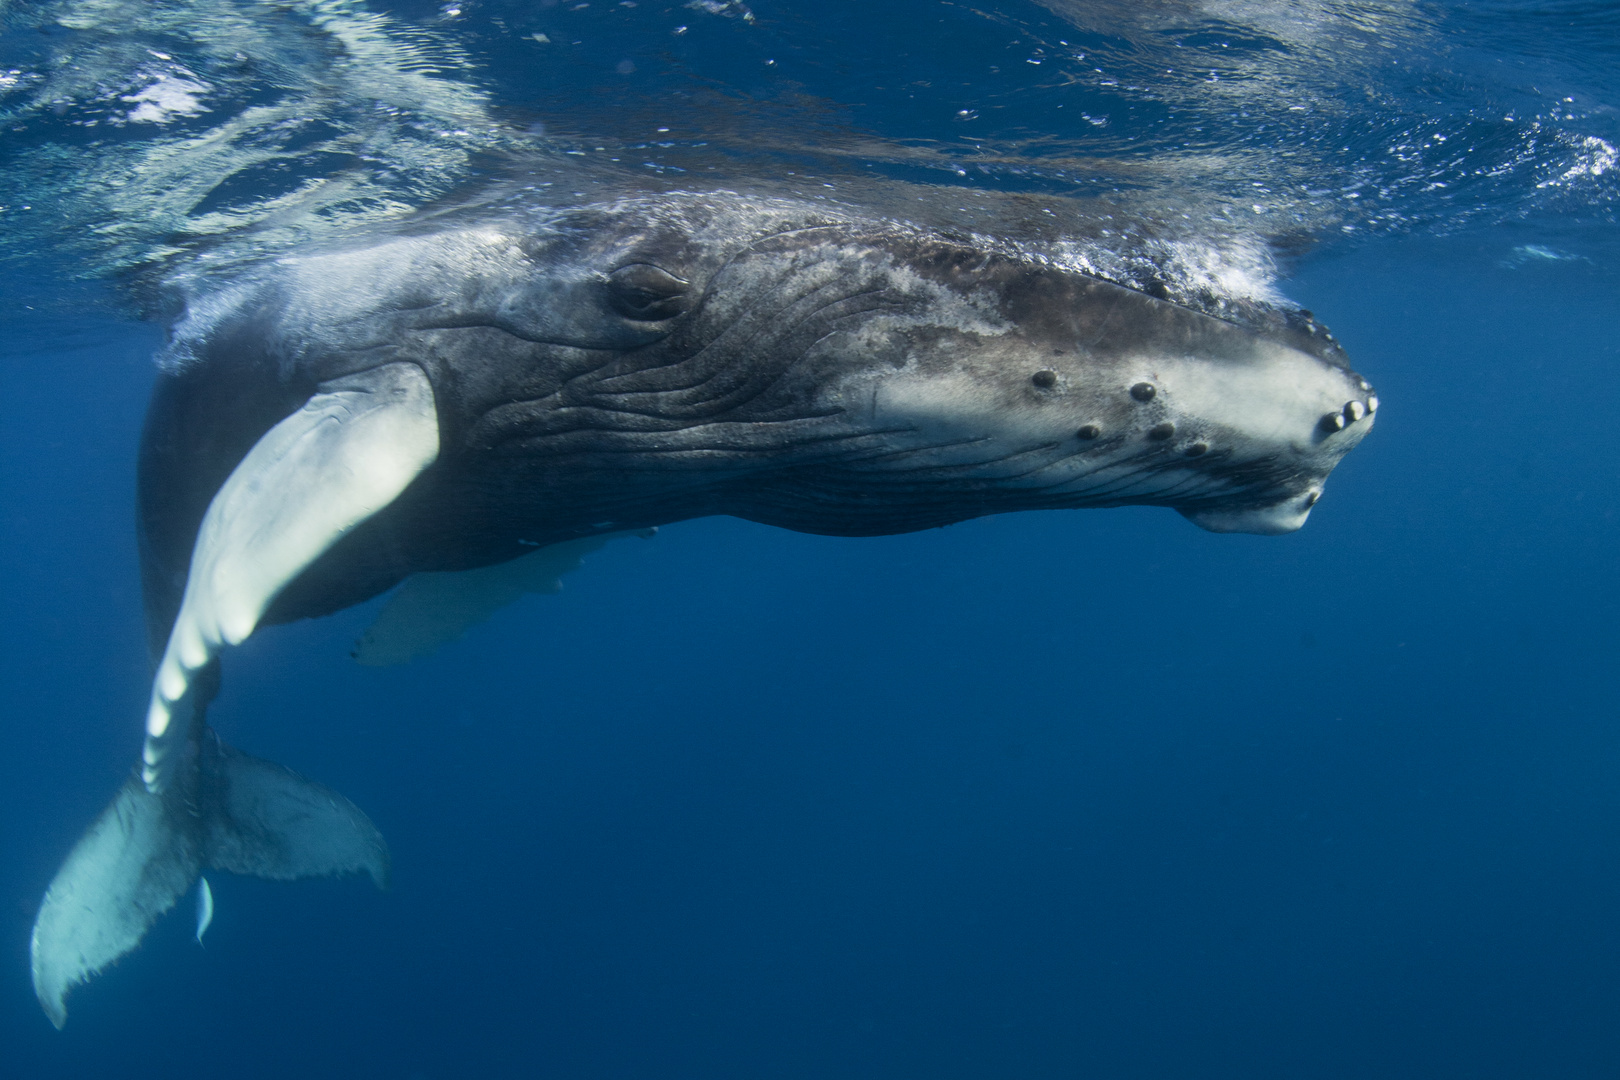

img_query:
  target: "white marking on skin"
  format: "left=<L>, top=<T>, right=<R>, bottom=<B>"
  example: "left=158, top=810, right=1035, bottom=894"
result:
left=1155, top=342, right=1355, bottom=449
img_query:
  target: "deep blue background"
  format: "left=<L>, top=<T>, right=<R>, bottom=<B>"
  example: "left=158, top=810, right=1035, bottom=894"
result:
left=4, top=231, right=1619, bottom=1078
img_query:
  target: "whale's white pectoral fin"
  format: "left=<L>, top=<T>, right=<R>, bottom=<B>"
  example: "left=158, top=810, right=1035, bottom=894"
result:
left=32, top=362, right=431, bottom=1028
left=351, top=529, right=656, bottom=666
left=143, top=362, right=439, bottom=790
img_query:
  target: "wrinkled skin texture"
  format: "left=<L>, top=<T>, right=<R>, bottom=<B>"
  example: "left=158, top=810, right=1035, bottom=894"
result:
left=139, top=193, right=1375, bottom=653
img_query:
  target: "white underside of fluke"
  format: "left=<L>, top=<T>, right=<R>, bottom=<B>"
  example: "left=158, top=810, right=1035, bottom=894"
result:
left=31, top=776, right=200, bottom=1029
left=32, top=741, right=392, bottom=1028
left=143, top=362, right=439, bottom=790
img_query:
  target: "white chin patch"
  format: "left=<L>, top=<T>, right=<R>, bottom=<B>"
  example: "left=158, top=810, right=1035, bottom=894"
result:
left=1180, top=488, right=1321, bottom=535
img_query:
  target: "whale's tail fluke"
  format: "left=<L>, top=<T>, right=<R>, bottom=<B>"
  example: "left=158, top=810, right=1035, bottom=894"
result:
left=31, top=730, right=388, bottom=1028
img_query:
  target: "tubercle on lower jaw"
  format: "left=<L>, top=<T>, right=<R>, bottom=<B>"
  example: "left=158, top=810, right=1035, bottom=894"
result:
left=1319, top=394, right=1377, bottom=434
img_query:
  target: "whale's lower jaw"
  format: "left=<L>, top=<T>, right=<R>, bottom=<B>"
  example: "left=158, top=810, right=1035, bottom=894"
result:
left=1179, top=489, right=1323, bottom=535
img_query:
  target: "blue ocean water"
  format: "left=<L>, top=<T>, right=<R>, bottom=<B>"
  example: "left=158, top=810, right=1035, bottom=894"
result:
left=2, top=2, right=1618, bottom=1077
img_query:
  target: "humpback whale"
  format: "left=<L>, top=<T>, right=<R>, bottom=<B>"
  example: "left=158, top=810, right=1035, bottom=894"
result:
left=31, top=191, right=1375, bottom=1026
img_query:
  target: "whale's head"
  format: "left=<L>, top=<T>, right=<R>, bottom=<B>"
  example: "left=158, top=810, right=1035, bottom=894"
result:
left=249, top=192, right=1373, bottom=541
left=818, top=234, right=1379, bottom=536
left=502, top=200, right=1375, bottom=537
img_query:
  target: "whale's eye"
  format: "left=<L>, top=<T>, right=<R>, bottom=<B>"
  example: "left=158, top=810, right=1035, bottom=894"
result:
left=608, top=263, right=690, bottom=320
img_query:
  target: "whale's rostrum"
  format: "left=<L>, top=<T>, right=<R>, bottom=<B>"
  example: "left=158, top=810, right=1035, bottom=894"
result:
left=32, top=192, right=1375, bottom=1026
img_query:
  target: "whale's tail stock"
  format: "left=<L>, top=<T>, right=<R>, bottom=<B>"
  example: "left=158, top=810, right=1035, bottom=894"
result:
left=31, top=724, right=389, bottom=1028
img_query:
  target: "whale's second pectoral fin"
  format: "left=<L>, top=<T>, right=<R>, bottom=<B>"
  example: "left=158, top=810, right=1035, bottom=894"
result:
left=142, top=362, right=439, bottom=791
left=350, top=529, right=657, bottom=666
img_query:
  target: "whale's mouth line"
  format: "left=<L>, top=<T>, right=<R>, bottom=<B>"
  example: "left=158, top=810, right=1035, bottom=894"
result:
left=404, top=315, right=606, bottom=347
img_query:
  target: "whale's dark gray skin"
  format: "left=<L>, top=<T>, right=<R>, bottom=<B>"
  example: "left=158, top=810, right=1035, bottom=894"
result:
left=33, top=192, right=1376, bottom=1026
